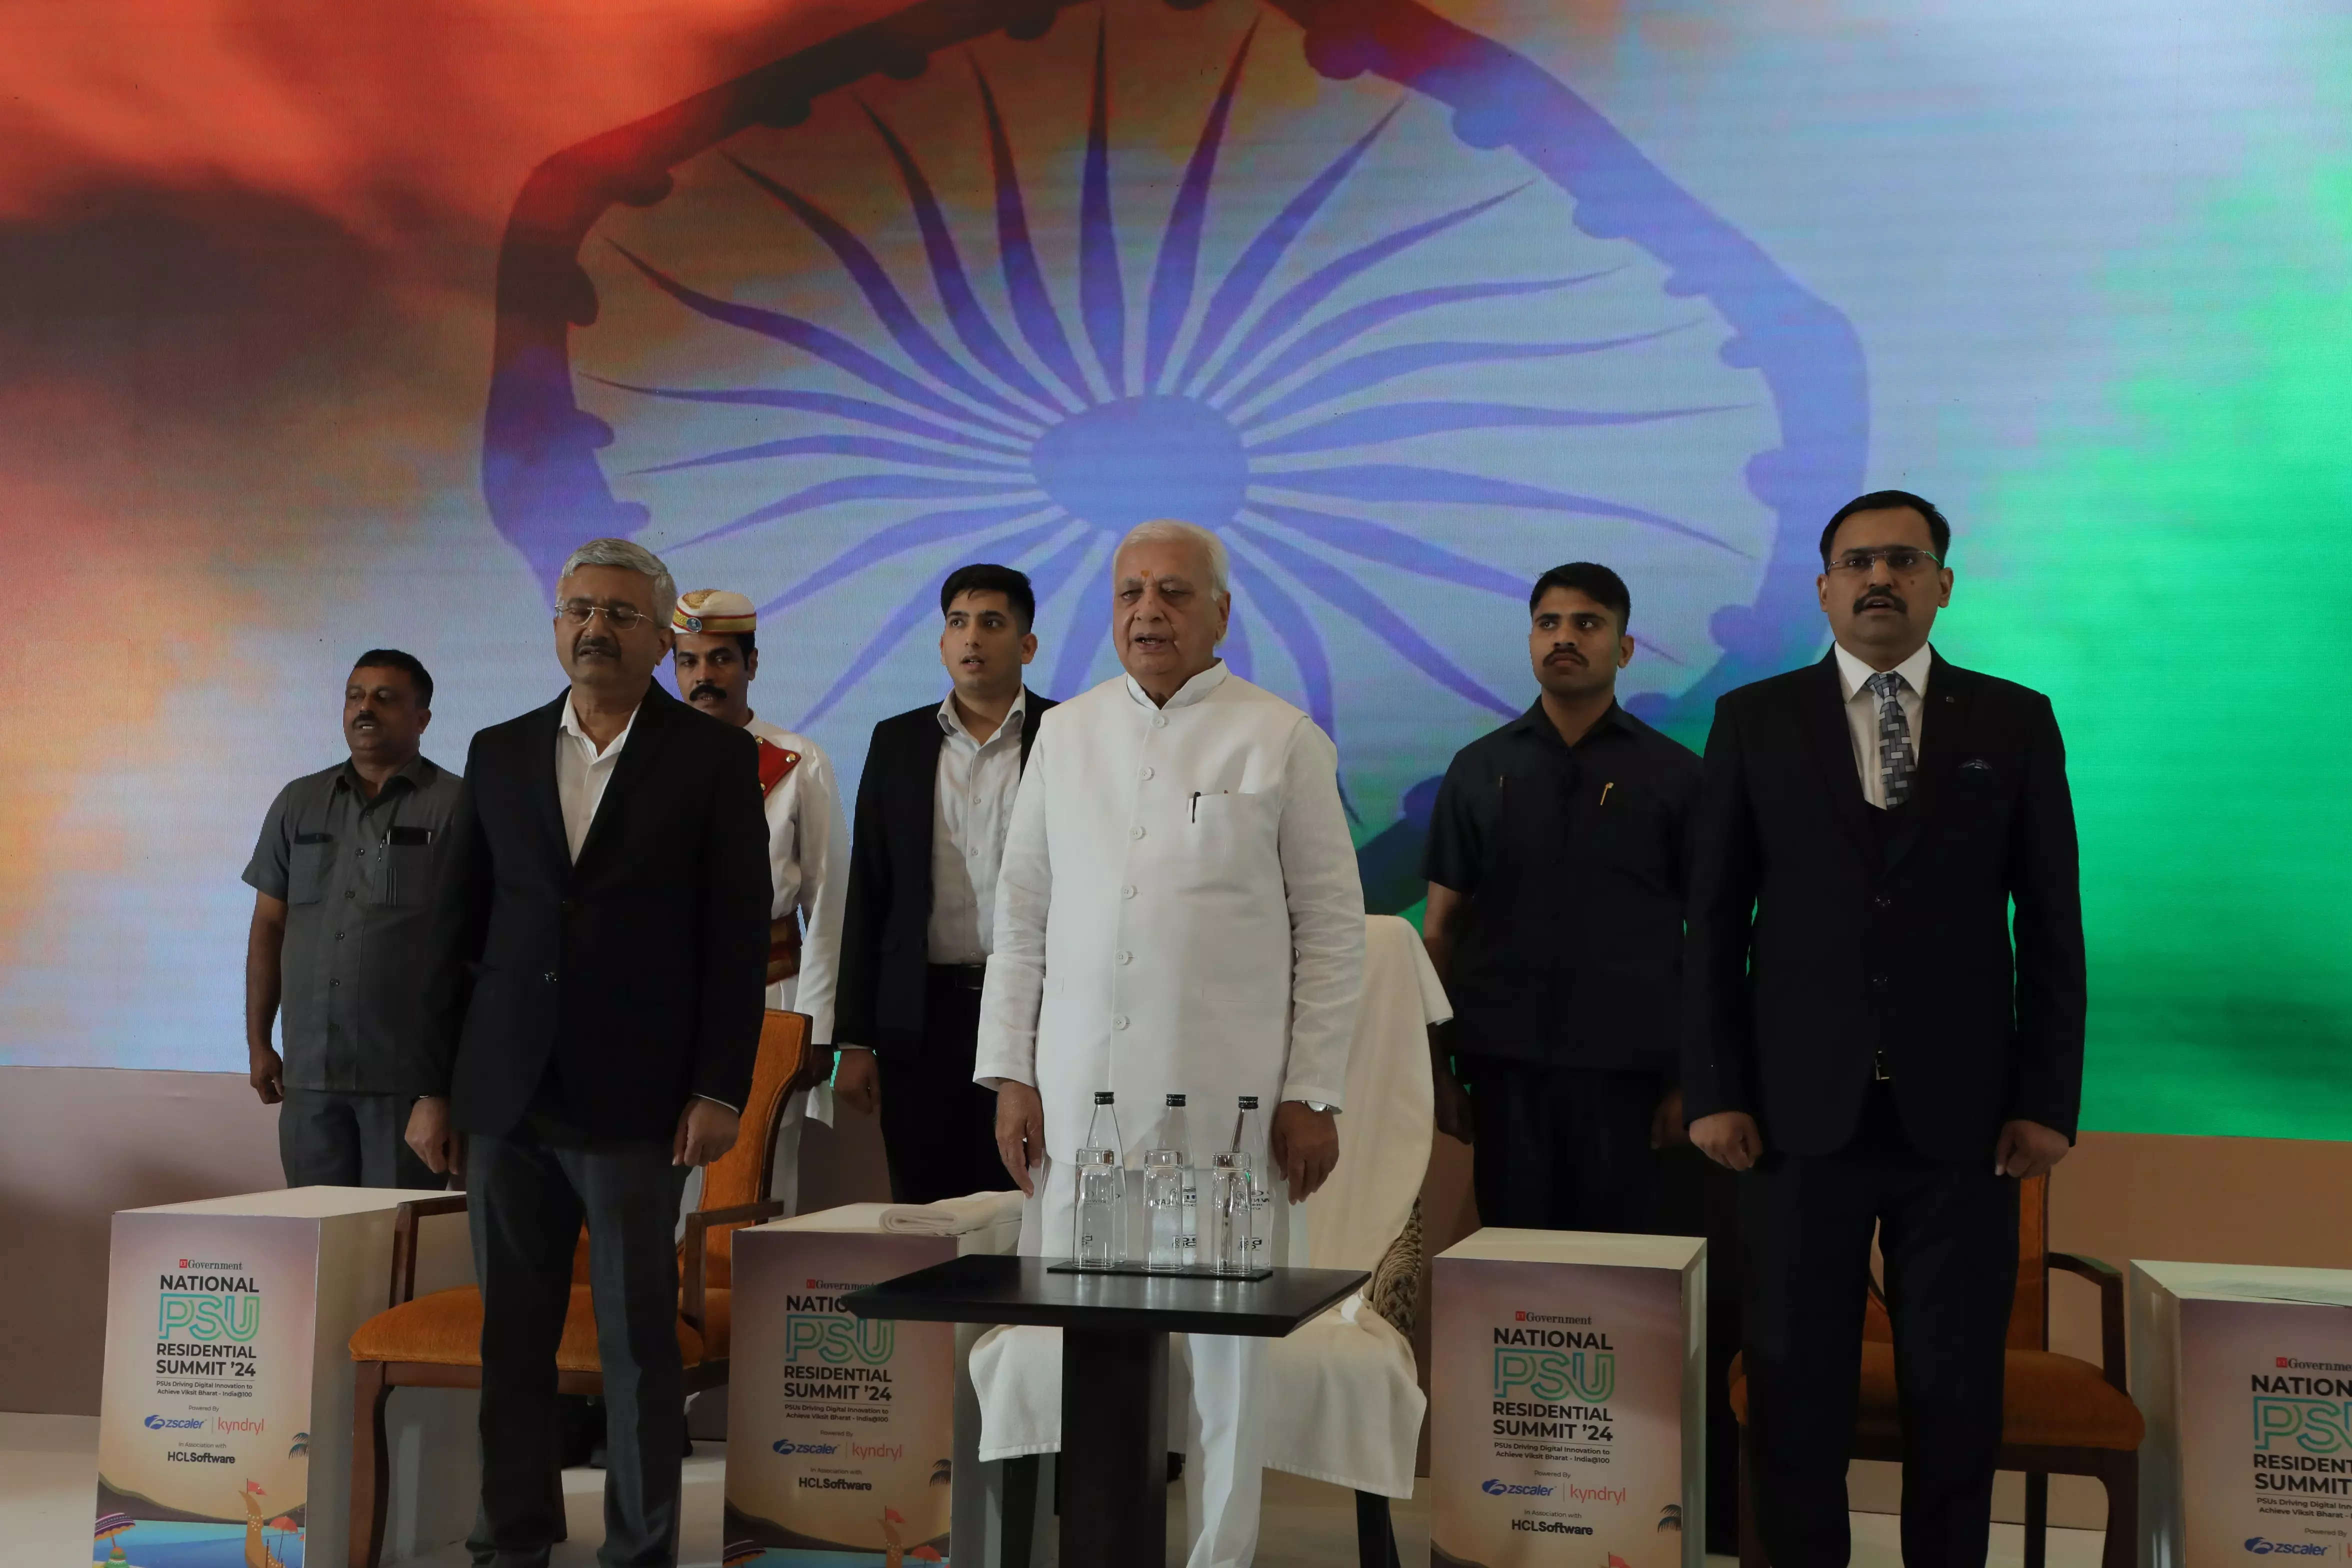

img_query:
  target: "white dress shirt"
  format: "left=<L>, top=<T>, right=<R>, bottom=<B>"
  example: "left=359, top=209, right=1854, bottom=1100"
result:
left=928, top=690, right=1028, bottom=964
left=554, top=694, right=640, bottom=860
left=1833, top=641, right=1933, bottom=810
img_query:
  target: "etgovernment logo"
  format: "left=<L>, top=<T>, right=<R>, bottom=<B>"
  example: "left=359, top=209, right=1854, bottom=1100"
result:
left=1482, top=1480, right=1553, bottom=1498
left=2244, top=1538, right=2328, bottom=1556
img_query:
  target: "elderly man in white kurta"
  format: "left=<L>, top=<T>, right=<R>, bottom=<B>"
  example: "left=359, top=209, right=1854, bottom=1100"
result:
left=976, top=520, right=1366, bottom=1568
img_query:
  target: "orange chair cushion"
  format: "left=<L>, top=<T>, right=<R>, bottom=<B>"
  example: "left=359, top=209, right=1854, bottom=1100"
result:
left=1728, top=1342, right=2144, bottom=1452
left=350, top=1286, right=707, bottom=1372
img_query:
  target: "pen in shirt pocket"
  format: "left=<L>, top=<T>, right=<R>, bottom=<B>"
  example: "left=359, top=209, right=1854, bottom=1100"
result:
left=1599, top=782, right=1614, bottom=806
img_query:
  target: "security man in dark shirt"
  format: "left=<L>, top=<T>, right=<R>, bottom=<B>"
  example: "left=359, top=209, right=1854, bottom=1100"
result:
left=244, top=650, right=461, bottom=1188
left=1421, top=563, right=1700, bottom=1233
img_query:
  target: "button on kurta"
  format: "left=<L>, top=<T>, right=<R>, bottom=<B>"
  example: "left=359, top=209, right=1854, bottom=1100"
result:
left=1122, top=884, right=1137, bottom=899
left=1130, top=826, right=1146, bottom=840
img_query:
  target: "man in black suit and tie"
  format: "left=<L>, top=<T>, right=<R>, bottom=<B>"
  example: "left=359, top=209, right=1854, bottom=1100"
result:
left=834, top=564, right=1053, bottom=1204
left=1683, top=492, right=2086, bottom=1567
left=404, top=538, right=770, bottom=1568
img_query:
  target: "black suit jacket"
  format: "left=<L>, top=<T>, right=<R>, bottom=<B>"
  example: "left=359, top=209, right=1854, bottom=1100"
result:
left=835, top=690, right=1053, bottom=1051
left=1680, top=651, right=2086, bottom=1162
left=414, top=682, right=772, bottom=1140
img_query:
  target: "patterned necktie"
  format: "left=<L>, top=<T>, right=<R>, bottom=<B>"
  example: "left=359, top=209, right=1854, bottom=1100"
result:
left=1866, top=670, right=1916, bottom=808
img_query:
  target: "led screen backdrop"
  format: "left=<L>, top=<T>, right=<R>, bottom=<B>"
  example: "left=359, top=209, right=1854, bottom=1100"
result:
left=0, top=0, right=2345, bottom=1140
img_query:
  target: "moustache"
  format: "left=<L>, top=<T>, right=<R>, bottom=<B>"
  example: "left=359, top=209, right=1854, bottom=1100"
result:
left=1544, top=648, right=1586, bottom=666
left=1854, top=590, right=1908, bottom=614
left=572, top=635, right=620, bottom=659
left=688, top=682, right=724, bottom=703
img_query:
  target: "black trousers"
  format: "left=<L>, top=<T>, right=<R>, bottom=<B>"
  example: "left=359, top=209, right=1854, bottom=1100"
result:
left=1462, top=1058, right=1666, bottom=1233
left=876, top=968, right=1018, bottom=1206
left=1740, top=1090, right=2018, bottom=1568
left=278, top=1086, right=438, bottom=1190
left=467, top=1119, right=691, bottom=1568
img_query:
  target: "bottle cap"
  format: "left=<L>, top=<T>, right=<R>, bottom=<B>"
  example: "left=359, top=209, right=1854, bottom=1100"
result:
left=1238, top=1095, right=1260, bottom=1110
left=1166, top=1093, right=1186, bottom=1106
left=1094, top=1090, right=1116, bottom=1104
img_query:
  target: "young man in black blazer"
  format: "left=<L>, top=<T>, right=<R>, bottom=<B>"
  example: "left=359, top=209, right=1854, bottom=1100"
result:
left=404, top=538, right=770, bottom=1568
left=1683, top=492, right=2086, bottom=1567
left=834, top=564, right=1053, bottom=1204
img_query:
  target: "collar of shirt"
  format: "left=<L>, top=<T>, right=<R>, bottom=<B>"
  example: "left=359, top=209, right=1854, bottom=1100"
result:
left=1122, top=660, right=1228, bottom=712
left=1504, top=698, right=1633, bottom=751
left=1832, top=640, right=1934, bottom=703
left=336, top=753, right=438, bottom=799
left=936, top=688, right=1028, bottom=748
left=559, top=691, right=642, bottom=762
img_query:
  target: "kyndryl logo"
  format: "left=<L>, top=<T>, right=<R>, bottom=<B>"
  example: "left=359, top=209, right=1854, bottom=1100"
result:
left=2244, top=1538, right=2328, bottom=1556
left=1481, top=1480, right=1553, bottom=1497
left=772, top=1440, right=840, bottom=1456
left=144, top=1414, right=204, bottom=1430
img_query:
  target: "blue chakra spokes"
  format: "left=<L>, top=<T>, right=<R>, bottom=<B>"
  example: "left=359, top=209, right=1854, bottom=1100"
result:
left=596, top=18, right=1744, bottom=740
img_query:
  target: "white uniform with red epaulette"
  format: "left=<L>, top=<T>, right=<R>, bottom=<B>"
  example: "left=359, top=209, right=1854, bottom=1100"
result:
left=743, top=714, right=846, bottom=1216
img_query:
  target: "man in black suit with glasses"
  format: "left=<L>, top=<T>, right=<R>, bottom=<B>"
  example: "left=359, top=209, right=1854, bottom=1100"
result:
left=406, top=536, right=770, bottom=1568
left=1683, top=491, right=2086, bottom=1567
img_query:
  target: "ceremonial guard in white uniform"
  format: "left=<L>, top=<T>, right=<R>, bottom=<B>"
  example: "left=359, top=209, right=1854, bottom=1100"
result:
left=672, top=590, right=848, bottom=1212
left=977, top=522, right=1364, bottom=1568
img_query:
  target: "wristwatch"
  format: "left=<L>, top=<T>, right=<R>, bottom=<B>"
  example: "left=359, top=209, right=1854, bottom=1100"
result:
left=1302, top=1101, right=1339, bottom=1114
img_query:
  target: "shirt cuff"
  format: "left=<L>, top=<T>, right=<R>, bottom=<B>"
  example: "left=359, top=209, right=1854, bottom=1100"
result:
left=692, top=1094, right=740, bottom=1113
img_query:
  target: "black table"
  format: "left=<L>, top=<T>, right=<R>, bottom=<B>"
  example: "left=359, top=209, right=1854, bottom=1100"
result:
left=842, top=1253, right=1368, bottom=1568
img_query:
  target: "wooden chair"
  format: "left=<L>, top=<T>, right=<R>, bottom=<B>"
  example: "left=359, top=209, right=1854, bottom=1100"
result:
left=1728, top=1172, right=2144, bottom=1568
left=344, top=1008, right=809, bottom=1568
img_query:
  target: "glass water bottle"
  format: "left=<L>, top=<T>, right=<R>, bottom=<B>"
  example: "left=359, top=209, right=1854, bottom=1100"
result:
left=1144, top=1093, right=1194, bottom=1270
left=1071, top=1090, right=1128, bottom=1267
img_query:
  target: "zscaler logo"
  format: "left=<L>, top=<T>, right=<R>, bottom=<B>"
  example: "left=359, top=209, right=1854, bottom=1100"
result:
left=773, top=1440, right=840, bottom=1456
left=1482, top=1480, right=1553, bottom=1497
left=2244, top=1538, right=2328, bottom=1556
left=144, top=1415, right=204, bottom=1430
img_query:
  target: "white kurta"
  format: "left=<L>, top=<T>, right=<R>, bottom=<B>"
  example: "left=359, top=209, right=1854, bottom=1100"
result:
left=975, top=661, right=1364, bottom=1237
left=746, top=717, right=846, bottom=1210
left=974, top=660, right=1365, bottom=1568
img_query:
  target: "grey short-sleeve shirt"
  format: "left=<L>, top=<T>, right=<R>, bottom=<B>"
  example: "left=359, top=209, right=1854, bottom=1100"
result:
left=244, top=756, right=463, bottom=1092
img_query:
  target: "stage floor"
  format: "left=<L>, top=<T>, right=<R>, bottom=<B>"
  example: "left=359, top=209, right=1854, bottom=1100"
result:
left=2, top=1412, right=2106, bottom=1566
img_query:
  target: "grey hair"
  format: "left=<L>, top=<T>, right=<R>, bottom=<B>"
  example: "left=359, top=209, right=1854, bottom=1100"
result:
left=1114, top=520, right=1230, bottom=596
left=558, top=538, right=676, bottom=621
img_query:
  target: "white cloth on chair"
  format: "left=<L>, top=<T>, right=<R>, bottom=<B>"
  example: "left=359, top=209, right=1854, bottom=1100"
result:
left=969, top=916, right=1446, bottom=1502
left=880, top=1190, right=1026, bottom=1236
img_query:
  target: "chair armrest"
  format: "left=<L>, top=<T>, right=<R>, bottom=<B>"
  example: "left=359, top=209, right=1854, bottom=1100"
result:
left=388, top=1194, right=471, bottom=1310
left=680, top=1200, right=786, bottom=1332
left=2048, top=1250, right=2128, bottom=1392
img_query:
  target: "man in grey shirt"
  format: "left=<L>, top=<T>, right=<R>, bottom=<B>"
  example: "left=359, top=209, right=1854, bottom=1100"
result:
left=244, top=649, right=462, bottom=1188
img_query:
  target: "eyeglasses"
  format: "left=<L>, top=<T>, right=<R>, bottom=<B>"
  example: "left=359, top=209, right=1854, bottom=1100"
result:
left=1825, top=547, right=1943, bottom=576
left=554, top=601, right=653, bottom=630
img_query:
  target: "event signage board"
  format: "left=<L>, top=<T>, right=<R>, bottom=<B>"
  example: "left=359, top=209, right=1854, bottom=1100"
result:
left=725, top=1218, right=967, bottom=1565
left=92, top=1188, right=474, bottom=1568
left=2132, top=1260, right=2352, bottom=1566
left=1430, top=1228, right=1704, bottom=1568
